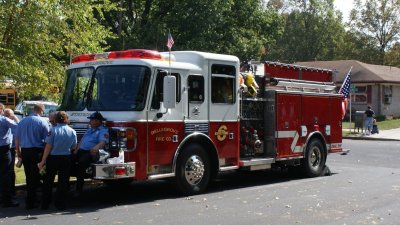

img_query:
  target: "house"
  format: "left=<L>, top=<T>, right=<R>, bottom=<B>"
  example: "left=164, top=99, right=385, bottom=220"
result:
left=296, top=60, right=400, bottom=118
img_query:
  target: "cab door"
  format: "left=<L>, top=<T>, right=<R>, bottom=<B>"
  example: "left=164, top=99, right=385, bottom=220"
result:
left=208, top=62, right=240, bottom=166
left=146, top=69, right=185, bottom=176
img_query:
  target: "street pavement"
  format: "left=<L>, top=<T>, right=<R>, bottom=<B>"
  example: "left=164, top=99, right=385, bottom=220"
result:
left=343, top=127, right=400, bottom=141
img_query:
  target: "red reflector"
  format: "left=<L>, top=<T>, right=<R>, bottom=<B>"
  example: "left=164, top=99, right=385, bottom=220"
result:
left=71, top=54, right=96, bottom=64
left=115, top=167, right=126, bottom=176
left=108, top=49, right=161, bottom=60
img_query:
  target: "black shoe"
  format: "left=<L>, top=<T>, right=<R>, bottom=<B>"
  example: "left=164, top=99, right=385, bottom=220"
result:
left=3, top=201, right=19, bottom=208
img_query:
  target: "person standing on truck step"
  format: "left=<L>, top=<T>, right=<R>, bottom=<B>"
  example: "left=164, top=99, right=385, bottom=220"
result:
left=15, top=103, right=50, bottom=209
left=38, top=111, right=77, bottom=210
left=0, top=111, right=18, bottom=207
left=73, top=111, right=108, bottom=197
left=364, top=105, right=375, bottom=135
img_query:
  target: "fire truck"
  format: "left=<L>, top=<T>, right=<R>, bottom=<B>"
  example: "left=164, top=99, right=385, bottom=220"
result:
left=60, top=49, right=346, bottom=195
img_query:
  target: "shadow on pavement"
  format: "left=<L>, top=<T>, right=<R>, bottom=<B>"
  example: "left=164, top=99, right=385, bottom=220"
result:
left=1, top=167, right=336, bottom=218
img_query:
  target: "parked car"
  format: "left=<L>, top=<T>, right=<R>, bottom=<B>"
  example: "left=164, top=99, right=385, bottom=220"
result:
left=14, top=100, right=59, bottom=120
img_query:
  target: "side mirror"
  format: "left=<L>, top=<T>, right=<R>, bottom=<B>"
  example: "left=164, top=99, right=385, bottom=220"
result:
left=14, top=110, right=23, bottom=115
left=163, top=75, right=176, bottom=109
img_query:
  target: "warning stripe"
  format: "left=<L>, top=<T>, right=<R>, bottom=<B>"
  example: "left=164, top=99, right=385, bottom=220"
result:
left=275, top=130, right=303, bottom=153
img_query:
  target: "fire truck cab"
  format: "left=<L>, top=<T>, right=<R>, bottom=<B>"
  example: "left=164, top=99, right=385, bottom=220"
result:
left=61, top=49, right=345, bottom=195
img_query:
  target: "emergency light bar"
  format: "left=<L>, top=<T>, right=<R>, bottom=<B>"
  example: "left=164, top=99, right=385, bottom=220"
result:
left=71, top=49, right=175, bottom=64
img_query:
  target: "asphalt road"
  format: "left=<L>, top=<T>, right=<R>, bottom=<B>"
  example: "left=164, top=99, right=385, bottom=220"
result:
left=1, top=139, right=400, bottom=225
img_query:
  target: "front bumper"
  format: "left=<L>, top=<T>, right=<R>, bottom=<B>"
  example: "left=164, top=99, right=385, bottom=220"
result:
left=93, top=162, right=136, bottom=180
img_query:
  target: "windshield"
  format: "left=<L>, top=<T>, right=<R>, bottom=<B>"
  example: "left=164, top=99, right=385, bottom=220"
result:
left=24, top=104, right=58, bottom=117
left=59, top=65, right=151, bottom=111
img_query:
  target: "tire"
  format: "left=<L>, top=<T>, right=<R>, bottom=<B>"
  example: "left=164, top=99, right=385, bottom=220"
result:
left=302, top=139, right=326, bottom=177
left=175, top=144, right=211, bottom=195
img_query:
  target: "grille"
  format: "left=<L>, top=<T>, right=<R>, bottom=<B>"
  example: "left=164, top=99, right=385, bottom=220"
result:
left=185, top=123, right=209, bottom=135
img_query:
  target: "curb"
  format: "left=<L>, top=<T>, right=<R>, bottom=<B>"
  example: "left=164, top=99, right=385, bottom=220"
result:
left=343, top=136, right=400, bottom=141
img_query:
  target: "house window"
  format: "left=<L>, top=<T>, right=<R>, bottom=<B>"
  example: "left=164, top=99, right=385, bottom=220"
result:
left=383, top=85, right=392, bottom=104
left=351, top=85, right=367, bottom=103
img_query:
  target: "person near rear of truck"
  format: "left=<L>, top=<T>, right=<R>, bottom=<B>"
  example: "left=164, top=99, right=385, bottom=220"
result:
left=38, top=111, right=77, bottom=210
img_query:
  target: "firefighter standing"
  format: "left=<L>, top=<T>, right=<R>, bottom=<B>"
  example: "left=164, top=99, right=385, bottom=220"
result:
left=73, top=111, right=108, bottom=196
left=0, top=113, right=18, bottom=207
left=3, top=108, right=20, bottom=200
left=38, top=111, right=77, bottom=210
left=15, top=103, right=50, bottom=209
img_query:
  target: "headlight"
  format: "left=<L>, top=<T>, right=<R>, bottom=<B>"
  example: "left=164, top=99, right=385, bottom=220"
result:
left=109, top=127, right=137, bottom=151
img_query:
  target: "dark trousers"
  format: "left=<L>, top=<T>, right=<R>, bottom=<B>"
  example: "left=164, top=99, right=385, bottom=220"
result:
left=75, top=150, right=96, bottom=192
left=42, top=155, right=71, bottom=208
left=0, top=145, right=12, bottom=204
left=21, top=147, right=43, bottom=207
left=10, top=147, right=16, bottom=195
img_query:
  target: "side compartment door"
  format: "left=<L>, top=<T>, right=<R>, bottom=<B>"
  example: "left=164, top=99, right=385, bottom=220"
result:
left=275, top=93, right=302, bottom=159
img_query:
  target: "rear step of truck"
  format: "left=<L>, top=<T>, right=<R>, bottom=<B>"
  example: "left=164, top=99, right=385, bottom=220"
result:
left=239, top=158, right=275, bottom=171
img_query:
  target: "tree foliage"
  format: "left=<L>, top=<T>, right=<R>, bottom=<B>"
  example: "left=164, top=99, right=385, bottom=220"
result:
left=267, top=0, right=346, bottom=62
left=349, top=0, right=400, bottom=64
left=0, top=0, right=116, bottom=100
left=99, top=0, right=284, bottom=61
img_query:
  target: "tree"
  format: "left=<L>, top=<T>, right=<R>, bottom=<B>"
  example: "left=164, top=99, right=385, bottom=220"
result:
left=349, top=0, right=400, bottom=65
left=267, top=0, right=347, bottom=63
left=0, top=1, right=116, bottom=100
left=99, top=0, right=284, bottom=61
left=385, top=43, right=400, bottom=67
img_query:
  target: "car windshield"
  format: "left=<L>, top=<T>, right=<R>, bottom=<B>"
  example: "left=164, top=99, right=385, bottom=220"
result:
left=24, top=104, right=58, bottom=117
left=59, top=65, right=151, bottom=111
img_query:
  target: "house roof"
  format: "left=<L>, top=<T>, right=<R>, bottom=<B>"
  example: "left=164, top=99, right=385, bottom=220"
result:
left=296, top=60, right=400, bottom=84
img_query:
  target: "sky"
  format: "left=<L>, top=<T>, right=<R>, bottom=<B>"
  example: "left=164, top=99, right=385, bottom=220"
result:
left=334, top=0, right=355, bottom=22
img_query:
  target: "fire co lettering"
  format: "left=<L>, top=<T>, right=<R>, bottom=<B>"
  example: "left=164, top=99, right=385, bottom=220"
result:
left=151, top=127, right=178, bottom=135
left=151, top=127, right=178, bottom=142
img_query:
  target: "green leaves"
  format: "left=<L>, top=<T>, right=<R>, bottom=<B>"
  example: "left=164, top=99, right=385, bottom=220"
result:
left=0, top=0, right=116, bottom=100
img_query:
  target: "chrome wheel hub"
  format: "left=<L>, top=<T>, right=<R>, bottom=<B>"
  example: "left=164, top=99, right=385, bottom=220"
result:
left=184, top=155, right=205, bottom=185
left=310, top=147, right=321, bottom=168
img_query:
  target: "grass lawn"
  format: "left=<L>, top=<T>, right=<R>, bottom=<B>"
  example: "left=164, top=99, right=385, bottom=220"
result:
left=343, top=118, right=400, bottom=131
left=15, top=165, right=25, bottom=185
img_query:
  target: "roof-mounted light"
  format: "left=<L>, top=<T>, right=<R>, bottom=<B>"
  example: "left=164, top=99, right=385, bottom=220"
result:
left=71, top=49, right=166, bottom=64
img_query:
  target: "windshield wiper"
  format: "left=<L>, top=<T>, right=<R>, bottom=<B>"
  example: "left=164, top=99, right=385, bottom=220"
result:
left=81, top=80, right=91, bottom=107
left=85, top=74, right=96, bottom=108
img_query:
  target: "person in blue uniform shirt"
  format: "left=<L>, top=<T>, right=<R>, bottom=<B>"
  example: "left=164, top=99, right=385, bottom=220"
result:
left=3, top=108, right=20, bottom=201
left=0, top=111, right=18, bottom=207
left=15, top=103, right=50, bottom=209
left=38, top=111, right=77, bottom=210
left=73, top=111, right=108, bottom=196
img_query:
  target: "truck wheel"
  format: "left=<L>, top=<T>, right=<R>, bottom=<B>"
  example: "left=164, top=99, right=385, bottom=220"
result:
left=302, top=139, right=326, bottom=177
left=175, top=144, right=210, bottom=195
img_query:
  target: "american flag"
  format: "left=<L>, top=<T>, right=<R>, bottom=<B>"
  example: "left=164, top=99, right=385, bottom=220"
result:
left=167, top=33, right=174, bottom=50
left=339, top=68, right=352, bottom=98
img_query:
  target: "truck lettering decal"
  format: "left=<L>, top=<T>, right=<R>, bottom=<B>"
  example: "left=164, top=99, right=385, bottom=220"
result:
left=151, top=127, right=178, bottom=135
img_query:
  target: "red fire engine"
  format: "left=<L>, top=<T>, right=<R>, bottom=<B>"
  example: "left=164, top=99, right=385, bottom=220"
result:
left=60, top=49, right=346, bottom=195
